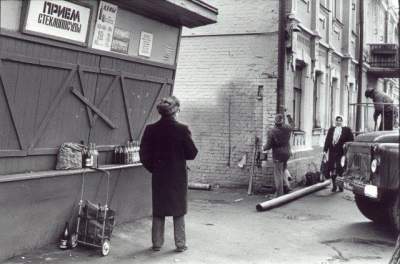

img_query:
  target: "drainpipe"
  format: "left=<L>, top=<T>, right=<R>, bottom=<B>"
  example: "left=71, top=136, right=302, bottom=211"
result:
left=356, top=0, right=364, bottom=133
left=277, top=0, right=287, bottom=114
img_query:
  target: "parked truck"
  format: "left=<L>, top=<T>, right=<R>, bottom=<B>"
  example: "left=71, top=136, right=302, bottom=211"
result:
left=337, top=130, right=400, bottom=232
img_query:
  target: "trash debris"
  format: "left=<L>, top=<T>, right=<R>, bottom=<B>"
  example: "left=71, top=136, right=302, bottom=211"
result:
left=238, top=154, right=247, bottom=168
left=234, top=198, right=243, bottom=202
left=342, top=194, right=355, bottom=201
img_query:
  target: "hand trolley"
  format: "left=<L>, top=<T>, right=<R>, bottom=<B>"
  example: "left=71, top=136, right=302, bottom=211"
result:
left=75, top=168, right=115, bottom=256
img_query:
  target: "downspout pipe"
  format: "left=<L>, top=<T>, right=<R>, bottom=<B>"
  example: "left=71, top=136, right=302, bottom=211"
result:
left=356, top=0, right=364, bottom=133
left=277, top=0, right=287, bottom=114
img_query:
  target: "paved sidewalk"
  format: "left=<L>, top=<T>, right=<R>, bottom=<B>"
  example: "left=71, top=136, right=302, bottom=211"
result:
left=4, top=188, right=396, bottom=264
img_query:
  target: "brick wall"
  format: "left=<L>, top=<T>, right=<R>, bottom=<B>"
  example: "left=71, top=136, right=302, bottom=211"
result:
left=182, top=0, right=279, bottom=36
left=174, top=0, right=280, bottom=188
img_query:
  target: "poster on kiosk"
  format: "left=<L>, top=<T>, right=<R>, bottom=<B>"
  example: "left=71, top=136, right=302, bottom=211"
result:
left=92, top=1, right=118, bottom=51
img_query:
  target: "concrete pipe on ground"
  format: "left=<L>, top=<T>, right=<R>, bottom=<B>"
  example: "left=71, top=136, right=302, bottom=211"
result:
left=256, top=180, right=331, bottom=211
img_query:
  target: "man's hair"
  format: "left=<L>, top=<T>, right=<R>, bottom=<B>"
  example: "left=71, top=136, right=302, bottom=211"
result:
left=335, top=115, right=343, bottom=122
left=365, top=89, right=375, bottom=98
left=274, top=114, right=284, bottom=125
left=156, top=96, right=180, bottom=116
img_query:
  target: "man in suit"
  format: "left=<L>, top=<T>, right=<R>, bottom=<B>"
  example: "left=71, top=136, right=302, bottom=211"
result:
left=323, top=115, right=354, bottom=192
left=139, top=96, right=198, bottom=252
left=263, top=113, right=294, bottom=197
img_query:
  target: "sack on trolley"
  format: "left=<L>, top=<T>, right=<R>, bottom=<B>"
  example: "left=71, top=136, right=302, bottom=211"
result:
left=76, top=199, right=116, bottom=256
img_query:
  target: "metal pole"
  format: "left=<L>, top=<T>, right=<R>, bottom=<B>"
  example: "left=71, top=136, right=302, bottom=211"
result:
left=277, top=0, right=286, bottom=114
left=356, top=0, right=364, bottom=132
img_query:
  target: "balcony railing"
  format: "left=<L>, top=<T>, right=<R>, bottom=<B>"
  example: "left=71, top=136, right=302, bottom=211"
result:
left=291, top=130, right=306, bottom=151
left=348, top=102, right=399, bottom=133
left=368, top=43, right=399, bottom=68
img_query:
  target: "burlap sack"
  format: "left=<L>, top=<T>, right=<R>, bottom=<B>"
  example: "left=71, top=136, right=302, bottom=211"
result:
left=56, top=143, right=84, bottom=170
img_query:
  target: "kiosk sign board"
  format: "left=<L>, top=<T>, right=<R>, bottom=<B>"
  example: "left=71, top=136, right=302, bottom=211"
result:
left=23, top=0, right=91, bottom=45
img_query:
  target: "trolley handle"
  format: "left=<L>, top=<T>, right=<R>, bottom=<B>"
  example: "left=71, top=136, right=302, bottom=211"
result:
left=93, top=168, right=111, bottom=208
left=79, top=168, right=112, bottom=209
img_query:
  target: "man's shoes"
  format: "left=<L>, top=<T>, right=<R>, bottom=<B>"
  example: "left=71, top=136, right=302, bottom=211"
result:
left=331, top=185, right=337, bottom=192
left=175, top=246, right=188, bottom=252
left=283, top=186, right=292, bottom=194
left=152, top=246, right=161, bottom=251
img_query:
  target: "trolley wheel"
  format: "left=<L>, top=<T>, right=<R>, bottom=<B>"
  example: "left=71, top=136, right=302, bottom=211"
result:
left=101, top=239, right=111, bottom=256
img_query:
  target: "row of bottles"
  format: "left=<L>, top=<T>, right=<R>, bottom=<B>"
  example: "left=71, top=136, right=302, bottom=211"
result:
left=114, top=141, right=140, bottom=164
left=82, top=143, right=99, bottom=168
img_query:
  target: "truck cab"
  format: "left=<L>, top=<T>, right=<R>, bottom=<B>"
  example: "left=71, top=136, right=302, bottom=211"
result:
left=337, top=130, right=400, bottom=231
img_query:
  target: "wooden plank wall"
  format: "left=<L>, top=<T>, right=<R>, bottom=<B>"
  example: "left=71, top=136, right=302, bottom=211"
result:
left=0, top=35, right=174, bottom=175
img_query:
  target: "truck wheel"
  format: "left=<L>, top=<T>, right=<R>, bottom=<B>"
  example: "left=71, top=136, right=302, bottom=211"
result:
left=354, top=194, right=387, bottom=223
left=386, top=192, right=400, bottom=233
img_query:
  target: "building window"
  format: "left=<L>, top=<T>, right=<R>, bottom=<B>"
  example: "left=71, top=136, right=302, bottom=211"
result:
left=351, top=0, right=357, bottom=32
left=313, top=72, right=322, bottom=128
left=320, top=0, right=328, bottom=8
left=334, top=0, right=342, bottom=22
left=319, top=16, right=326, bottom=29
left=293, top=67, right=303, bottom=130
left=348, top=83, right=356, bottom=130
left=331, top=78, right=339, bottom=126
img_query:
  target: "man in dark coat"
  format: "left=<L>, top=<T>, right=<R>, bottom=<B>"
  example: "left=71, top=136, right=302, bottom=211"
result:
left=365, top=88, right=398, bottom=131
left=139, top=96, right=198, bottom=252
left=263, top=113, right=294, bottom=197
left=323, top=115, right=354, bottom=192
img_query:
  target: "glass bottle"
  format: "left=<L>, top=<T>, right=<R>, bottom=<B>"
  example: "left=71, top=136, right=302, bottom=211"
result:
left=59, top=222, right=70, bottom=249
left=92, top=143, right=98, bottom=168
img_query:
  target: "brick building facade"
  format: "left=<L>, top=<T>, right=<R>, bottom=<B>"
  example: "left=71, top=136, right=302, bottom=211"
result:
left=174, top=0, right=278, bottom=188
left=174, top=0, right=399, bottom=189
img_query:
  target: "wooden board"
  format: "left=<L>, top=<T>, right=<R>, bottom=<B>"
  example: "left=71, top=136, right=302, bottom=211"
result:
left=0, top=35, right=174, bottom=174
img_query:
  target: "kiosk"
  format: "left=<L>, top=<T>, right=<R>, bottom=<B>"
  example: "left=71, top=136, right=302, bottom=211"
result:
left=0, top=0, right=217, bottom=260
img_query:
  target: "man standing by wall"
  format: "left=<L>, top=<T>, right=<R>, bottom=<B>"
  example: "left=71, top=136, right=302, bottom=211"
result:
left=139, top=96, right=198, bottom=252
left=263, top=113, right=294, bottom=197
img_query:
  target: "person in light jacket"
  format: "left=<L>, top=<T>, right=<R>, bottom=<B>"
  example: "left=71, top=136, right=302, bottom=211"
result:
left=323, top=115, right=354, bottom=192
left=139, top=96, right=198, bottom=252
